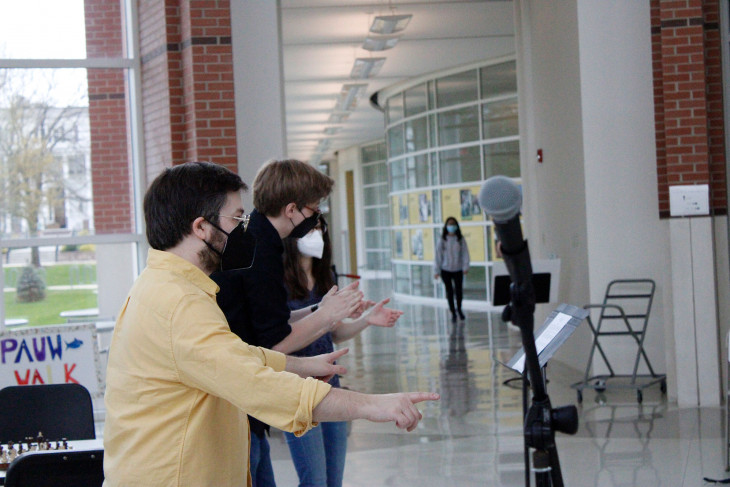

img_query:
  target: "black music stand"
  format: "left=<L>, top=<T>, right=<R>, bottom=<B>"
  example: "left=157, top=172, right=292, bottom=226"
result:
left=499, top=304, right=588, bottom=487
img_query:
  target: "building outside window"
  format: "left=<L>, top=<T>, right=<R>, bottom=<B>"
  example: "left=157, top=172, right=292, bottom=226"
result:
left=0, top=0, right=144, bottom=328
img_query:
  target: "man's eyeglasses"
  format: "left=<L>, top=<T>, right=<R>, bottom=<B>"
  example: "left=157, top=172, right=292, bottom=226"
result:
left=218, top=214, right=250, bottom=232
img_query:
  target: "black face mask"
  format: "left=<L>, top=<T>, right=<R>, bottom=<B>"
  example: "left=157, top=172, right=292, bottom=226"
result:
left=205, top=220, right=257, bottom=271
left=288, top=211, right=320, bottom=239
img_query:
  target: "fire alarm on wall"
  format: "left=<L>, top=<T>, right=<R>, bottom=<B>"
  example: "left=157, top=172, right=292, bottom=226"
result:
left=537, top=148, right=543, bottom=163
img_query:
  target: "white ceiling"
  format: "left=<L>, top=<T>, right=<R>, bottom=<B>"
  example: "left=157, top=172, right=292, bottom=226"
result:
left=280, top=0, right=515, bottom=163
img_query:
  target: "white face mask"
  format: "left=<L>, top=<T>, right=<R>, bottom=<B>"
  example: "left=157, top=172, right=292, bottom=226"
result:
left=297, top=229, right=325, bottom=259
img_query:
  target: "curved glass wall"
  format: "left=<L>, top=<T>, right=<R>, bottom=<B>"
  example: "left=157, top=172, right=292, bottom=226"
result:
left=384, top=59, right=519, bottom=303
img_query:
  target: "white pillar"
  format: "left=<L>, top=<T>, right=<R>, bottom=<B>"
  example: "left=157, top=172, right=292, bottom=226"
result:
left=230, top=1, right=287, bottom=210
left=669, top=217, right=722, bottom=407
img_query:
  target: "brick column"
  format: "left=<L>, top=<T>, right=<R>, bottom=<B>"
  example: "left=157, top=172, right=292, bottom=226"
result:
left=85, top=0, right=133, bottom=233
left=651, top=0, right=727, bottom=218
left=651, top=0, right=726, bottom=407
left=139, top=0, right=238, bottom=182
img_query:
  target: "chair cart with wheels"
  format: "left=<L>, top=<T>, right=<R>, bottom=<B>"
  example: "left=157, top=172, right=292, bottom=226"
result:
left=571, top=279, right=666, bottom=404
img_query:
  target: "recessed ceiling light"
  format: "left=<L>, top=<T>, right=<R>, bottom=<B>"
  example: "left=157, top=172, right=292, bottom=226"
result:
left=328, top=112, right=350, bottom=124
left=362, top=35, right=400, bottom=52
left=350, top=57, right=386, bottom=79
left=335, top=83, right=368, bottom=111
left=370, top=14, right=412, bottom=35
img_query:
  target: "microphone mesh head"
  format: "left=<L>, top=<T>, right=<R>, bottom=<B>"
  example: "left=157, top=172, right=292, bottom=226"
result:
left=478, top=175, right=522, bottom=222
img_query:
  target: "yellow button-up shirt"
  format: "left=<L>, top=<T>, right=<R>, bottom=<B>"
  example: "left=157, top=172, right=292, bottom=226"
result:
left=103, top=250, right=331, bottom=486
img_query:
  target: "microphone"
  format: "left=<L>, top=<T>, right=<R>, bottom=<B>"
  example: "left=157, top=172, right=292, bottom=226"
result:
left=478, top=175, right=525, bottom=255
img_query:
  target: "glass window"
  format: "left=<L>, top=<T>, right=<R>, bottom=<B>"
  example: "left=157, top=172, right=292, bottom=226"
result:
left=439, top=146, right=481, bottom=184
left=480, top=61, right=518, bottom=99
left=0, top=0, right=144, bottom=327
left=429, top=114, right=438, bottom=148
left=438, top=106, right=479, bottom=146
left=406, top=155, right=430, bottom=189
left=428, top=81, right=436, bottom=110
left=363, top=185, right=387, bottom=206
left=366, top=251, right=389, bottom=271
left=432, top=189, right=442, bottom=223
left=362, top=144, right=384, bottom=163
left=365, top=230, right=390, bottom=249
left=436, top=70, right=478, bottom=108
left=4, top=241, right=138, bottom=324
left=389, top=159, right=406, bottom=191
left=483, top=140, right=521, bottom=178
left=482, top=98, right=519, bottom=139
left=363, top=162, right=387, bottom=184
left=430, top=153, right=439, bottom=188
left=411, top=265, right=434, bottom=297
left=0, top=68, right=136, bottom=238
left=404, top=83, right=428, bottom=118
left=364, top=207, right=388, bottom=227
left=404, top=116, right=428, bottom=153
left=387, top=93, right=404, bottom=125
left=463, top=266, right=487, bottom=301
left=388, top=124, right=404, bottom=158
left=394, top=264, right=410, bottom=294
left=0, top=1, right=125, bottom=60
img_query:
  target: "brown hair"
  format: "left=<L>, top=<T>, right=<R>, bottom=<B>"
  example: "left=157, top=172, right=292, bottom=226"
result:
left=253, top=159, right=334, bottom=216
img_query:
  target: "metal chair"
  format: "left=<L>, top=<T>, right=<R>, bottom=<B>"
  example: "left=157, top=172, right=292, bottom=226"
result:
left=0, top=384, right=95, bottom=443
left=4, top=449, right=104, bottom=487
left=571, top=279, right=666, bottom=404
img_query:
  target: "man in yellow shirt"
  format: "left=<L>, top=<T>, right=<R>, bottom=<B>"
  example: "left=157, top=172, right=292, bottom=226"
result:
left=103, top=162, right=438, bottom=487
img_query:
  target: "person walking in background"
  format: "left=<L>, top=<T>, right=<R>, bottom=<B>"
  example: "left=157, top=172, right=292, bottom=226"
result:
left=283, top=219, right=404, bottom=487
left=434, top=217, right=470, bottom=323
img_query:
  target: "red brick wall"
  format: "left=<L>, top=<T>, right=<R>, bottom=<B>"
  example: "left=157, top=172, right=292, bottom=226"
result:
left=85, top=0, right=133, bottom=233
left=139, top=0, right=238, bottom=183
left=651, top=0, right=727, bottom=217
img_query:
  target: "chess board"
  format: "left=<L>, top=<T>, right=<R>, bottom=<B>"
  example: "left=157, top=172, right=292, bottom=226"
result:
left=0, top=432, right=72, bottom=470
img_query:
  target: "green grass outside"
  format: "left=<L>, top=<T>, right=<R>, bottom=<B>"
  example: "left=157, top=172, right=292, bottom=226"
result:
left=4, top=289, right=98, bottom=326
left=4, top=263, right=97, bottom=288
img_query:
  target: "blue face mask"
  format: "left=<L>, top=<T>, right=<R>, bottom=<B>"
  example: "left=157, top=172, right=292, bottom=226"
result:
left=446, top=224, right=458, bottom=234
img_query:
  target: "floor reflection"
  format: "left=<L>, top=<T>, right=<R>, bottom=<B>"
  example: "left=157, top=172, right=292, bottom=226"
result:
left=267, top=279, right=727, bottom=487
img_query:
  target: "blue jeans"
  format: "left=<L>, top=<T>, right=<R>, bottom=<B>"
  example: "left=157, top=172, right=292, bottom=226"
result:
left=250, top=432, right=276, bottom=487
left=284, top=421, right=348, bottom=487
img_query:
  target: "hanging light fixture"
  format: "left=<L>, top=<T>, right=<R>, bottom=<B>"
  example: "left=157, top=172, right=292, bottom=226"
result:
left=362, top=35, right=400, bottom=52
left=335, top=83, right=368, bottom=111
left=369, top=14, right=412, bottom=35
left=350, top=57, right=386, bottom=79
left=328, top=112, right=350, bottom=124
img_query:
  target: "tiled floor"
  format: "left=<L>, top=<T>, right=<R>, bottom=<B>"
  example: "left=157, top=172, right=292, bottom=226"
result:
left=263, top=279, right=728, bottom=487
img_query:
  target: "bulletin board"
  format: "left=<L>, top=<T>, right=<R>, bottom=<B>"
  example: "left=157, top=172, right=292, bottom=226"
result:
left=422, top=227, right=435, bottom=262
left=441, top=188, right=461, bottom=221
left=461, top=226, right=486, bottom=262
left=409, top=192, right=433, bottom=224
left=458, top=186, right=485, bottom=222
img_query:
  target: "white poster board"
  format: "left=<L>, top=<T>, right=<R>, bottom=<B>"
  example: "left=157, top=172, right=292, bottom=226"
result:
left=0, top=323, right=103, bottom=397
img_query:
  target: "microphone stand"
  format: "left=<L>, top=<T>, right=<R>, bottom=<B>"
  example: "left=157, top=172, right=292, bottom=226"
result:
left=500, top=240, right=576, bottom=487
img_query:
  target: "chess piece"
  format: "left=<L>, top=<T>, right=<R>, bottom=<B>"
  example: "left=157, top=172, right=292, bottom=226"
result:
left=7, top=442, right=17, bottom=461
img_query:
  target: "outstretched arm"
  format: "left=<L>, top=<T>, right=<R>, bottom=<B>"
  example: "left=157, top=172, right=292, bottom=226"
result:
left=274, top=284, right=362, bottom=354
left=313, top=388, right=440, bottom=432
left=332, top=298, right=404, bottom=343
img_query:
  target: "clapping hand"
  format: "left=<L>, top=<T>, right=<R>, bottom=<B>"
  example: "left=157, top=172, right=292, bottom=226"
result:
left=365, top=298, right=403, bottom=328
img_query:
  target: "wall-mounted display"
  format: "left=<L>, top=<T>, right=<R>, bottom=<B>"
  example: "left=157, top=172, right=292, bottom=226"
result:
left=461, top=226, right=486, bottom=262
